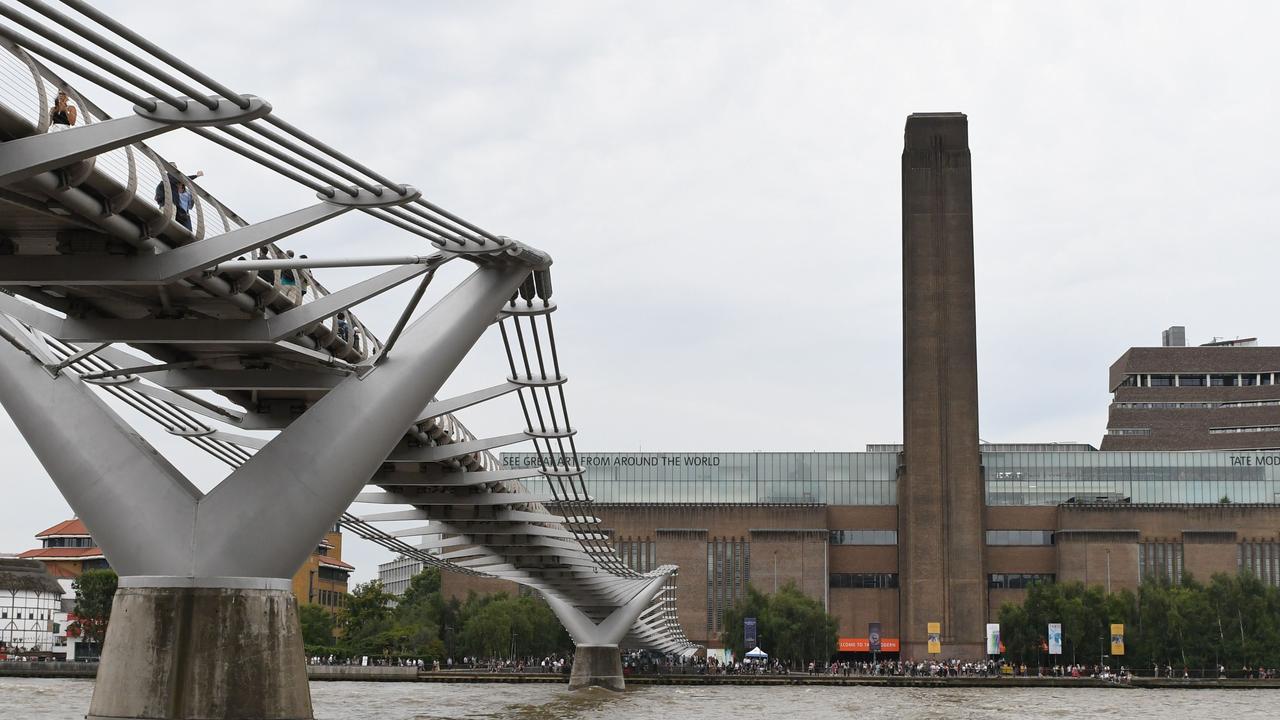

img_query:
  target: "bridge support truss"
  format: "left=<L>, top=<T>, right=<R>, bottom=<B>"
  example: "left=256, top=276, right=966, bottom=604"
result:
left=0, top=263, right=530, bottom=719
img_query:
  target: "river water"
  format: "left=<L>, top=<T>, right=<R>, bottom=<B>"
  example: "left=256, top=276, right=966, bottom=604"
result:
left=3, top=678, right=1279, bottom=719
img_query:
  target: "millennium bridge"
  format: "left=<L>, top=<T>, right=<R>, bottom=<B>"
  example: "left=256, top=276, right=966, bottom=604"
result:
left=0, top=2, right=695, bottom=717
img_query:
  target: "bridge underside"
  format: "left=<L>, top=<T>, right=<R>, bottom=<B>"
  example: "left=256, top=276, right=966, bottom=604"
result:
left=0, top=4, right=694, bottom=716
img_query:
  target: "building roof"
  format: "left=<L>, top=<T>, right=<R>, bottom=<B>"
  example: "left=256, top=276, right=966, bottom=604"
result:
left=18, top=547, right=105, bottom=561
left=35, top=518, right=90, bottom=539
left=318, top=557, right=353, bottom=571
left=0, top=558, right=65, bottom=595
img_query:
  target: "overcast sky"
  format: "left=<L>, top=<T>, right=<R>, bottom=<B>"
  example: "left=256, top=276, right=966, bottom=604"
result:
left=2, top=1, right=1276, bottom=582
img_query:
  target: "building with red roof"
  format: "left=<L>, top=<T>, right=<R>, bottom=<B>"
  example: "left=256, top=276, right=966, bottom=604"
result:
left=21, top=519, right=352, bottom=613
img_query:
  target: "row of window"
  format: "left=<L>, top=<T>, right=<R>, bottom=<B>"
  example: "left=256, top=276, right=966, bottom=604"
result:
left=617, top=539, right=658, bottom=573
left=985, top=530, right=1055, bottom=546
left=830, top=573, right=899, bottom=589
left=1240, top=543, right=1280, bottom=587
left=707, top=538, right=749, bottom=633
left=1139, top=542, right=1184, bottom=585
left=1107, top=428, right=1152, bottom=436
left=1113, top=402, right=1217, bottom=410
left=1209, top=425, right=1280, bottom=434
left=315, top=589, right=345, bottom=608
left=1115, top=399, right=1280, bottom=410
left=1121, top=373, right=1280, bottom=388
left=0, top=611, right=48, bottom=620
left=829, top=530, right=897, bottom=545
left=41, top=537, right=95, bottom=548
left=317, top=566, right=349, bottom=583
left=988, top=573, right=1055, bottom=589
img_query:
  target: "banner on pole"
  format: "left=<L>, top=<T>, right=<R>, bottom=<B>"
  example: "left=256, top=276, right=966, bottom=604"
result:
left=985, top=623, right=1001, bottom=655
left=1048, top=623, right=1063, bottom=655
left=869, top=622, right=882, bottom=652
left=744, top=617, right=757, bottom=649
left=927, top=622, right=941, bottom=654
left=1110, top=624, right=1125, bottom=655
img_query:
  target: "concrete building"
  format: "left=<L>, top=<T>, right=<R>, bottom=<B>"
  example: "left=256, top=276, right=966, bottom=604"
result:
left=1104, top=326, right=1280, bottom=451
left=378, top=556, right=424, bottom=597
left=0, top=558, right=63, bottom=655
left=20, top=519, right=352, bottom=614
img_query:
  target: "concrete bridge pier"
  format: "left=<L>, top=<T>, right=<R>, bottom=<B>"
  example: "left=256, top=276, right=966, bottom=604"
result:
left=89, top=583, right=310, bottom=720
left=546, top=573, right=670, bottom=691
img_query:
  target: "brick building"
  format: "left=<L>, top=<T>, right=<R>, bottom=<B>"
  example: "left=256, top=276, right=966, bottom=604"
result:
left=1104, top=327, right=1280, bottom=451
left=21, top=519, right=352, bottom=614
left=432, top=115, right=1280, bottom=658
left=432, top=448, right=1280, bottom=655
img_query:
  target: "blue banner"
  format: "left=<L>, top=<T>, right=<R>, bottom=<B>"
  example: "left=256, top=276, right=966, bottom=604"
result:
left=869, top=622, right=882, bottom=652
left=744, top=617, right=757, bottom=648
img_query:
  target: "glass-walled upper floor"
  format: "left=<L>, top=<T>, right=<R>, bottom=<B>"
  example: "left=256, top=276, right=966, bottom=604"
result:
left=500, top=450, right=1280, bottom=506
left=501, top=452, right=898, bottom=505
left=983, top=451, right=1280, bottom=505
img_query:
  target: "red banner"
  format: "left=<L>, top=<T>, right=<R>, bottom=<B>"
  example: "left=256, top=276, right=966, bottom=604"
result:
left=838, top=637, right=900, bottom=652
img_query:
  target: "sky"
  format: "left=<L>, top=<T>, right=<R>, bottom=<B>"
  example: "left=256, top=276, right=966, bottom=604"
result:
left=2, top=1, right=1278, bottom=583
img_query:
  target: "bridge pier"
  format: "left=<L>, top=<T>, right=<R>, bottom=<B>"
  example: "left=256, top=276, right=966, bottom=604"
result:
left=88, top=582, right=310, bottom=720
left=568, top=646, right=626, bottom=691
left=545, top=574, right=670, bottom=691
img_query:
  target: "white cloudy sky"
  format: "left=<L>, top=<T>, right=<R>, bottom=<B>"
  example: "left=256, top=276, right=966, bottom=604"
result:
left=2, top=1, right=1276, bottom=582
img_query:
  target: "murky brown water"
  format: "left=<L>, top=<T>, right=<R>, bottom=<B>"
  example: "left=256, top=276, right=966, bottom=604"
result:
left=3, top=678, right=1279, bottom=719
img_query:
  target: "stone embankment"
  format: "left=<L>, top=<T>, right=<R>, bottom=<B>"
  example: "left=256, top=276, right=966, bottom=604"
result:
left=4, top=662, right=1280, bottom=689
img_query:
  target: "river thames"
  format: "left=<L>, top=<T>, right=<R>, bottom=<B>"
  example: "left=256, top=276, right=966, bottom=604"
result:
left=3, top=679, right=1280, bottom=719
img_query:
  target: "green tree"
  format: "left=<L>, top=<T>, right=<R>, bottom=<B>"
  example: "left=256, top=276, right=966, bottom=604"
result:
left=298, top=604, right=336, bottom=647
left=339, top=580, right=394, bottom=656
left=399, top=567, right=441, bottom=608
left=455, top=592, right=571, bottom=659
left=70, top=569, right=117, bottom=649
left=720, top=581, right=837, bottom=667
left=1000, top=574, right=1280, bottom=673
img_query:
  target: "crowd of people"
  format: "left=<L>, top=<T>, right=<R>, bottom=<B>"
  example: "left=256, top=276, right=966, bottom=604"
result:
left=306, top=654, right=573, bottom=675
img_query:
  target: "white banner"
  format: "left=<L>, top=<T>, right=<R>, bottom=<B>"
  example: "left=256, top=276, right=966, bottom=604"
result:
left=985, top=623, right=1001, bottom=655
left=1048, top=623, right=1063, bottom=655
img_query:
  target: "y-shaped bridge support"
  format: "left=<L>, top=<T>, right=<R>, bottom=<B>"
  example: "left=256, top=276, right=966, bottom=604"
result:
left=0, top=262, right=530, bottom=720
left=544, top=573, right=671, bottom=691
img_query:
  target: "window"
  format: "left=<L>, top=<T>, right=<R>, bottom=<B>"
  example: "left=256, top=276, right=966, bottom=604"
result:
left=1209, top=425, right=1280, bottom=435
left=1222, top=399, right=1280, bottom=408
left=317, top=566, right=349, bottom=583
left=986, top=530, right=1054, bottom=546
left=829, top=530, right=897, bottom=545
left=1210, top=374, right=1238, bottom=387
left=1107, top=428, right=1151, bottom=436
left=829, top=573, right=898, bottom=589
left=1149, top=375, right=1174, bottom=387
left=1113, top=401, right=1216, bottom=409
left=1139, top=542, right=1183, bottom=584
left=1178, top=375, right=1205, bottom=387
left=1239, top=542, right=1280, bottom=587
left=988, top=573, right=1055, bottom=589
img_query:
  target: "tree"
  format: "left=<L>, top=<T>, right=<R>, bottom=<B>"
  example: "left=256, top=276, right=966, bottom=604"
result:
left=298, top=604, right=336, bottom=647
left=455, top=593, right=571, bottom=660
left=999, top=574, right=1280, bottom=673
left=339, top=580, right=395, bottom=656
left=399, top=567, right=441, bottom=608
left=720, top=581, right=837, bottom=667
left=70, top=569, right=117, bottom=649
